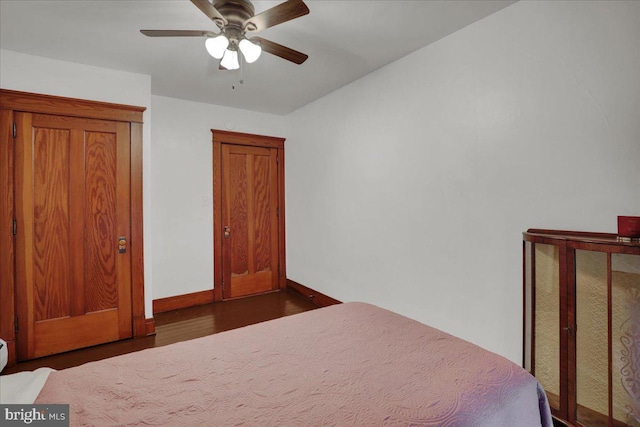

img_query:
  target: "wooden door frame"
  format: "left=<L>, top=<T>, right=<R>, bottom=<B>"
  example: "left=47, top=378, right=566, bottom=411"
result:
left=212, top=130, right=286, bottom=302
left=0, top=89, right=147, bottom=367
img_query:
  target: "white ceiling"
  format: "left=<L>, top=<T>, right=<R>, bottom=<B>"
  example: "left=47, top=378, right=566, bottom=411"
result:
left=0, top=0, right=515, bottom=115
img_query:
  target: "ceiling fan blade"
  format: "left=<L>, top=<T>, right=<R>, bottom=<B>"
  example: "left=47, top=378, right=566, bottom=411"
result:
left=140, top=30, right=217, bottom=37
left=243, top=0, right=309, bottom=32
left=251, top=37, right=308, bottom=64
left=190, top=0, right=227, bottom=26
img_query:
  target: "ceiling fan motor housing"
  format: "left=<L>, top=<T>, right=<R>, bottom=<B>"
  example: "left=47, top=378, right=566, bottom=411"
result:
left=214, top=0, right=258, bottom=49
left=214, top=0, right=255, bottom=28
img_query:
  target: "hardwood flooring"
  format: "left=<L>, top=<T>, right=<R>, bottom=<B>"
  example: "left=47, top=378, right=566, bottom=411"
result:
left=3, top=290, right=318, bottom=375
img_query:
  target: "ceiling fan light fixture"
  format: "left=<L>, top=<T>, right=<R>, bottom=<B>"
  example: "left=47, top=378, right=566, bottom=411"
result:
left=239, top=38, right=262, bottom=63
left=142, top=0, right=310, bottom=67
left=205, top=35, right=229, bottom=59
left=221, top=49, right=240, bottom=70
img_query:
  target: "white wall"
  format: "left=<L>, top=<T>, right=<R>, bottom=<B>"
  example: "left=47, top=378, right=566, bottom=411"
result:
left=285, top=1, right=640, bottom=363
left=150, top=95, right=287, bottom=300
left=0, top=49, right=155, bottom=319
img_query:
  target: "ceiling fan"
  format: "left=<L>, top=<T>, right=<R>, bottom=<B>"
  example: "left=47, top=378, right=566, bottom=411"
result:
left=141, top=0, right=309, bottom=70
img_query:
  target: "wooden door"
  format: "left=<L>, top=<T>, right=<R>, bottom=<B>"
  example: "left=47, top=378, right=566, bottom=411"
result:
left=221, top=143, right=280, bottom=299
left=15, top=112, right=132, bottom=360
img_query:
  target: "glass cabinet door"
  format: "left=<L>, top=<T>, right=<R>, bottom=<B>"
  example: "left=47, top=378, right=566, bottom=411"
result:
left=575, top=250, right=609, bottom=426
left=574, top=250, right=640, bottom=427
left=533, top=243, right=561, bottom=412
left=611, top=253, right=640, bottom=427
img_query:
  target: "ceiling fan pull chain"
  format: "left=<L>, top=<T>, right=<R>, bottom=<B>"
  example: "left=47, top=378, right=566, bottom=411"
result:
left=233, top=56, right=245, bottom=90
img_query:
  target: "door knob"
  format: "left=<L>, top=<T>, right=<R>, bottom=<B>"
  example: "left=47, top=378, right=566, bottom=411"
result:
left=224, top=226, right=230, bottom=239
left=118, top=236, right=127, bottom=253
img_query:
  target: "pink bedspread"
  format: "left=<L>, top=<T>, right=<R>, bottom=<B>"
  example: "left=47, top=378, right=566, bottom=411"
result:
left=36, top=302, right=552, bottom=426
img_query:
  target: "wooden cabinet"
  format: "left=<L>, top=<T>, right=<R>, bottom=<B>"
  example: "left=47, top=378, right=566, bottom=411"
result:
left=0, top=89, right=148, bottom=367
left=523, top=229, right=640, bottom=427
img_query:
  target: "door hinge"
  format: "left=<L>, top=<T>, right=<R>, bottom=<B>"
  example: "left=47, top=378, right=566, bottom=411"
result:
left=276, top=156, right=279, bottom=165
left=14, top=315, right=18, bottom=334
left=12, top=122, right=17, bottom=138
left=12, top=218, right=17, bottom=235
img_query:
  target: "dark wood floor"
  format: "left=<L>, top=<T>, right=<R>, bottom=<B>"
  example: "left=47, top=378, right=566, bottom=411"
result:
left=4, top=290, right=318, bottom=375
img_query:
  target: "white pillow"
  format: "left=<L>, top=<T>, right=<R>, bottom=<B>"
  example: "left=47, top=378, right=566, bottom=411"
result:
left=0, top=368, right=56, bottom=404
left=0, top=339, right=7, bottom=372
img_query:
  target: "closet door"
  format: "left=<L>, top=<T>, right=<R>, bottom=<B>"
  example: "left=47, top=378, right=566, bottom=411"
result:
left=15, top=112, right=132, bottom=360
left=221, top=143, right=279, bottom=299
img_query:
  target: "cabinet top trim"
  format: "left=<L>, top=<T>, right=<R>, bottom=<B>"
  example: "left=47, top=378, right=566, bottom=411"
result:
left=524, top=228, right=640, bottom=250
left=0, top=89, right=145, bottom=123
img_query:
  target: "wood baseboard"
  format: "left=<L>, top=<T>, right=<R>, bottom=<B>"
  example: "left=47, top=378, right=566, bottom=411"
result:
left=153, top=289, right=214, bottom=314
left=286, top=279, right=341, bottom=308
left=145, top=318, right=156, bottom=336
left=132, top=316, right=147, bottom=338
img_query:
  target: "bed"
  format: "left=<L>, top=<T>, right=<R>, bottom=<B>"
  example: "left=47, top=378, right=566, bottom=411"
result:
left=8, top=302, right=551, bottom=426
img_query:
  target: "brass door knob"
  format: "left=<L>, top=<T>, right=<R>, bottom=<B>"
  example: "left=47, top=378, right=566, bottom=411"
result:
left=118, top=236, right=127, bottom=253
